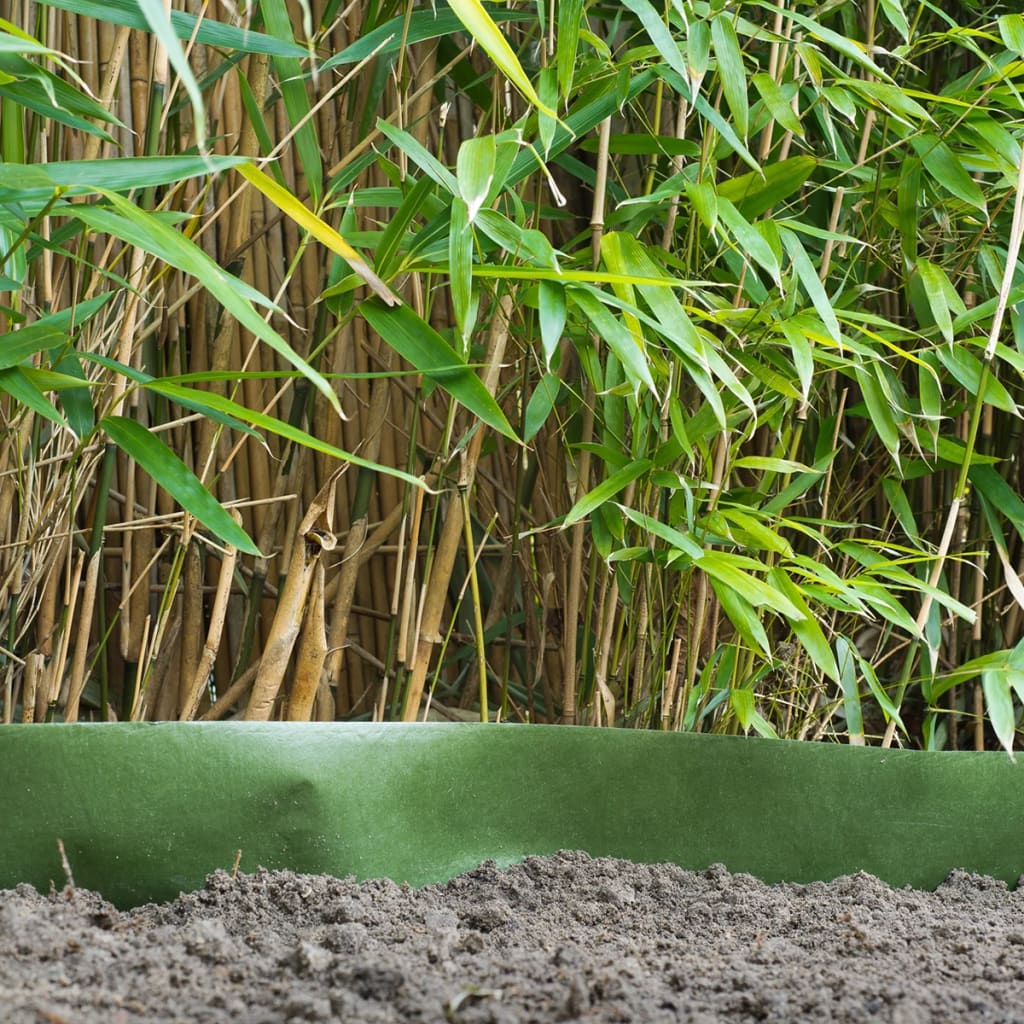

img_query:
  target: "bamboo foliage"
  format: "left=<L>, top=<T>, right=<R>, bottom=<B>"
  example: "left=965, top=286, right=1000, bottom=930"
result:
left=2, top=1, right=1024, bottom=752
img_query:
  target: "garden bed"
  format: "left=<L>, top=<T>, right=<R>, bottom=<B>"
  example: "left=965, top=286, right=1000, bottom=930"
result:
left=4, top=851, right=1024, bottom=1023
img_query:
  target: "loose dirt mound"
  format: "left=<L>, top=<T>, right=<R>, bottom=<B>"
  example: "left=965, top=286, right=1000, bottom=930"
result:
left=2, top=851, right=1023, bottom=1022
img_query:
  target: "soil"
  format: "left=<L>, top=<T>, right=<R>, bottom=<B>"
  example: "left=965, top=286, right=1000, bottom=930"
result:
left=2, top=851, right=1024, bottom=1023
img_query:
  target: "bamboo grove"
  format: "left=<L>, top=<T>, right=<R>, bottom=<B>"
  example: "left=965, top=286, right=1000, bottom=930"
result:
left=3, top=0, right=1024, bottom=750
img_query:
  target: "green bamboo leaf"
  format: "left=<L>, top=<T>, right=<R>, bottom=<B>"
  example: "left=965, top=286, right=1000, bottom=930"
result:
left=539, top=280, right=566, bottom=368
left=768, top=567, right=839, bottom=681
left=557, top=0, right=585, bottom=98
left=780, top=228, right=840, bottom=342
left=0, top=366, right=68, bottom=430
left=729, top=687, right=778, bottom=738
left=236, top=68, right=275, bottom=165
left=523, top=372, right=560, bottom=442
left=457, top=135, right=496, bottom=222
left=0, top=156, right=248, bottom=205
left=778, top=320, right=814, bottom=405
left=0, top=292, right=114, bottom=369
left=910, top=133, right=987, bottom=213
left=538, top=65, right=558, bottom=158
left=719, top=508, right=792, bottom=556
left=650, top=64, right=761, bottom=173
left=684, top=180, right=718, bottom=233
left=698, top=552, right=803, bottom=620
left=40, top=0, right=308, bottom=56
left=0, top=324, right=65, bottom=369
left=75, top=189, right=340, bottom=415
left=982, top=670, right=1017, bottom=758
left=449, top=197, right=474, bottom=345
left=144, top=381, right=428, bottom=490
left=936, top=345, right=1017, bottom=413
left=717, top=156, right=816, bottom=220
left=858, top=653, right=907, bottom=735
left=0, top=58, right=118, bottom=141
left=751, top=73, right=802, bottom=136
left=570, top=288, right=657, bottom=396
left=784, top=8, right=887, bottom=79
left=259, top=0, right=321, bottom=204
left=686, top=17, right=710, bottom=74
left=0, top=27, right=60, bottom=58
left=376, top=120, right=459, bottom=195
left=375, top=176, right=437, bottom=279
left=999, top=14, right=1024, bottom=55
left=616, top=504, right=703, bottom=562
left=881, top=478, right=921, bottom=545
left=712, top=580, right=771, bottom=658
left=447, top=0, right=555, bottom=118
left=476, top=209, right=558, bottom=268
left=564, top=459, right=653, bottom=527
left=716, top=198, right=781, bottom=285
left=853, top=367, right=900, bottom=463
left=620, top=0, right=692, bottom=92
left=599, top=232, right=752, bottom=421
left=710, top=14, right=748, bottom=138
left=101, top=415, right=260, bottom=556
left=361, top=299, right=516, bottom=440
left=879, top=0, right=910, bottom=40
left=969, top=465, right=1024, bottom=540
left=323, top=3, right=534, bottom=69
left=49, top=355, right=94, bottom=438
left=137, top=0, right=208, bottom=153
left=835, top=637, right=864, bottom=741
left=84, top=353, right=257, bottom=440
left=849, top=80, right=929, bottom=126
left=505, top=70, right=658, bottom=187
left=915, top=258, right=955, bottom=343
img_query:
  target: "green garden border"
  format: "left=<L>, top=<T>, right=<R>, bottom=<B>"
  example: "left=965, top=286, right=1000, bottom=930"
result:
left=2, top=722, right=1022, bottom=907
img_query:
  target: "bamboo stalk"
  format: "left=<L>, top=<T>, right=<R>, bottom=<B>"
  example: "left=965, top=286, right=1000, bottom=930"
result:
left=287, top=559, right=327, bottom=721
left=179, top=524, right=240, bottom=720
left=63, top=550, right=101, bottom=723
left=244, top=473, right=340, bottom=720
left=400, top=294, right=514, bottom=721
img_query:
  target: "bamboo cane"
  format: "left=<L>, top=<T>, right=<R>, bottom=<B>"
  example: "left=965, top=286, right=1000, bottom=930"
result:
left=286, top=558, right=326, bottom=720
left=244, top=472, right=340, bottom=720
left=177, top=515, right=240, bottom=720
left=400, top=294, right=514, bottom=720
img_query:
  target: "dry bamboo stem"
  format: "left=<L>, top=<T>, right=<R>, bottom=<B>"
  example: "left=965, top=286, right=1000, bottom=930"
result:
left=179, top=526, right=240, bottom=720
left=63, top=549, right=101, bottom=722
left=286, top=559, right=327, bottom=721
left=22, top=651, right=42, bottom=724
left=244, top=473, right=340, bottom=720
left=200, top=660, right=260, bottom=721
left=179, top=539, right=204, bottom=711
left=323, top=345, right=396, bottom=711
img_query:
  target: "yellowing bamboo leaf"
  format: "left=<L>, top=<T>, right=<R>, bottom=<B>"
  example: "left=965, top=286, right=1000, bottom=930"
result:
left=237, top=163, right=400, bottom=306
left=447, top=0, right=557, bottom=119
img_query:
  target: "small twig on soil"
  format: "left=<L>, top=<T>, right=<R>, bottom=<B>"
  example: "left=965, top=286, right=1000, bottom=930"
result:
left=231, top=849, right=243, bottom=881
left=56, top=838, right=76, bottom=898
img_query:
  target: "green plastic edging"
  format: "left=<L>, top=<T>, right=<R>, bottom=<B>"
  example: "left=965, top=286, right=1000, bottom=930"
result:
left=1, top=723, right=1022, bottom=907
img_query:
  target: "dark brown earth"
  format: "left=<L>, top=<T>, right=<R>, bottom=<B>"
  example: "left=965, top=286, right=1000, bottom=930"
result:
left=2, top=850, right=1024, bottom=1023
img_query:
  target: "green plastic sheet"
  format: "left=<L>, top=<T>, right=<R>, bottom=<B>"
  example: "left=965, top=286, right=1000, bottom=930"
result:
left=1, top=723, right=1022, bottom=907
